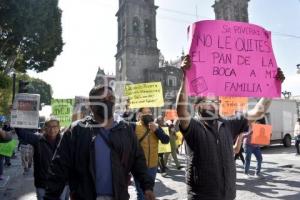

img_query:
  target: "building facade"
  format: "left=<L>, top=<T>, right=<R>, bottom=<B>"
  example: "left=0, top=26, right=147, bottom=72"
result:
left=111, top=0, right=252, bottom=107
left=115, top=0, right=160, bottom=84
left=94, top=67, right=116, bottom=89
left=213, top=0, right=250, bottom=22
left=146, top=58, right=183, bottom=106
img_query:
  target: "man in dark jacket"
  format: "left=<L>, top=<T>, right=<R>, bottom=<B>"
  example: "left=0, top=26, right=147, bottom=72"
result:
left=44, top=86, right=155, bottom=200
left=176, top=55, right=285, bottom=200
left=15, top=117, right=69, bottom=200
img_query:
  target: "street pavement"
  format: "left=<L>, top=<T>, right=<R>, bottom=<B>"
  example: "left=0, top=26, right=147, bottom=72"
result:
left=1, top=144, right=300, bottom=200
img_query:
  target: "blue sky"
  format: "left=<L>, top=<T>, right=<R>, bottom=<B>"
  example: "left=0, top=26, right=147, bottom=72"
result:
left=29, top=0, right=300, bottom=98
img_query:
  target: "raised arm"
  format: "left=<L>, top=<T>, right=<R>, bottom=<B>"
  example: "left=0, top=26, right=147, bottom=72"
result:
left=176, top=55, right=192, bottom=130
left=233, top=133, right=244, bottom=155
left=246, top=98, right=272, bottom=123
left=15, top=128, right=39, bottom=146
left=246, top=68, right=285, bottom=123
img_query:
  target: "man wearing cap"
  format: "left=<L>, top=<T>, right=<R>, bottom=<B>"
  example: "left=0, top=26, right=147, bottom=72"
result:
left=15, top=116, right=69, bottom=200
left=44, top=86, right=155, bottom=200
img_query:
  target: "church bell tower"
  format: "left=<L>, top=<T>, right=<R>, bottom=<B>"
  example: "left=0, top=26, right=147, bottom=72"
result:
left=213, top=0, right=250, bottom=22
left=115, top=0, right=160, bottom=84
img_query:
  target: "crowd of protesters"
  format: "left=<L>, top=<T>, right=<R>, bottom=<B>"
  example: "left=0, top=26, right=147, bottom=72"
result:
left=0, top=55, right=288, bottom=200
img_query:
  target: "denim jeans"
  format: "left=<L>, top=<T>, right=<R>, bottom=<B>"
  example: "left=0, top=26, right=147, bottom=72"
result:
left=134, top=167, right=157, bottom=200
left=244, top=144, right=263, bottom=175
left=0, top=156, right=4, bottom=176
left=96, top=196, right=114, bottom=200
left=36, top=185, right=70, bottom=200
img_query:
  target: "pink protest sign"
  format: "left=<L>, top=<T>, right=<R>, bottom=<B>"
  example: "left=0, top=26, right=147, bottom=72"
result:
left=186, top=20, right=281, bottom=98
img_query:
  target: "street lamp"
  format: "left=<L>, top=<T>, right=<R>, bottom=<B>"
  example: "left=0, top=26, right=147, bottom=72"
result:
left=7, top=68, right=16, bottom=104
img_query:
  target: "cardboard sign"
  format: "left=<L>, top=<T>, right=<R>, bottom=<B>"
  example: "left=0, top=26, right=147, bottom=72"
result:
left=251, top=124, right=272, bottom=145
left=10, top=93, right=40, bottom=129
left=219, top=97, right=248, bottom=116
left=125, top=82, right=164, bottom=108
left=51, top=99, right=74, bottom=128
left=158, top=127, right=171, bottom=153
left=0, top=139, right=17, bottom=157
left=186, top=20, right=281, bottom=98
left=165, top=109, right=178, bottom=121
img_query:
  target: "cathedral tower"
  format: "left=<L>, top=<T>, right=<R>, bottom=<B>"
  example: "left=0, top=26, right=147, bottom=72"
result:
left=213, top=0, right=250, bottom=22
left=115, top=0, right=160, bottom=84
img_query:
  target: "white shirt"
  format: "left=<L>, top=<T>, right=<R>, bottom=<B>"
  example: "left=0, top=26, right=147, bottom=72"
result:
left=294, top=123, right=300, bottom=137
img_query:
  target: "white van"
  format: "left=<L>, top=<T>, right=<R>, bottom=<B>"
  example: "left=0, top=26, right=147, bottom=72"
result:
left=249, top=98, right=299, bottom=147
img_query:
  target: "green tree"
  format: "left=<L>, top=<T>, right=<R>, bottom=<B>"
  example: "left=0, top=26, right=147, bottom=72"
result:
left=0, top=72, right=12, bottom=116
left=16, top=73, right=53, bottom=105
left=27, top=78, right=53, bottom=105
left=0, top=0, right=63, bottom=73
left=0, top=73, right=53, bottom=116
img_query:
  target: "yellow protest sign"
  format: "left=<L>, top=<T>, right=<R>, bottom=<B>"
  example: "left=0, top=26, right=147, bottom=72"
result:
left=158, top=127, right=171, bottom=153
left=219, top=97, right=248, bottom=117
left=125, top=82, right=164, bottom=108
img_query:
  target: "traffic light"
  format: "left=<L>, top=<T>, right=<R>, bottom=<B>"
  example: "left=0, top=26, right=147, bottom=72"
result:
left=18, top=80, right=30, bottom=93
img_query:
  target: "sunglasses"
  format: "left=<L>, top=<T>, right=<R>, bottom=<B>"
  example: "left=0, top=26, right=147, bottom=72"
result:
left=199, top=100, right=221, bottom=104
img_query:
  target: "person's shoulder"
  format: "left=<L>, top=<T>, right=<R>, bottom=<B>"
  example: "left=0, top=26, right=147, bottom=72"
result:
left=60, top=116, right=95, bottom=139
left=113, top=120, right=136, bottom=136
left=69, top=116, right=94, bottom=129
left=222, top=112, right=247, bottom=123
left=115, top=120, right=133, bottom=130
left=179, top=117, right=199, bottom=133
left=34, top=131, right=42, bottom=137
left=190, top=116, right=203, bottom=126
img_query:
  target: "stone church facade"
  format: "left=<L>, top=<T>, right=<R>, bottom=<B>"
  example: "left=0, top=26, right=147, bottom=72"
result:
left=213, top=0, right=250, bottom=22
left=114, top=0, right=182, bottom=106
left=94, top=0, right=251, bottom=106
left=115, top=0, right=160, bottom=84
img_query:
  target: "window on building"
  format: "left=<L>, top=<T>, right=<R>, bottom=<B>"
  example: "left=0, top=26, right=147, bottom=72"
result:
left=144, top=19, right=151, bottom=36
left=133, top=17, right=140, bottom=34
left=167, top=76, right=177, bottom=87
